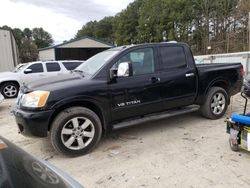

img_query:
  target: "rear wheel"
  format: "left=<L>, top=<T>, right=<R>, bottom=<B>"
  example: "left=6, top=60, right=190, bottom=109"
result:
left=50, top=107, right=102, bottom=157
left=1, top=82, right=19, bottom=98
left=200, top=87, right=228, bottom=119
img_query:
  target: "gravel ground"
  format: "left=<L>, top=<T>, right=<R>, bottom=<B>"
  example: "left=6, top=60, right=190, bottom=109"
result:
left=1, top=95, right=250, bottom=188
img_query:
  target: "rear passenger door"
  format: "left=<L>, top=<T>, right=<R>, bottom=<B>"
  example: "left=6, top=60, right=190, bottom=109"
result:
left=45, top=62, right=62, bottom=77
left=159, top=45, right=197, bottom=110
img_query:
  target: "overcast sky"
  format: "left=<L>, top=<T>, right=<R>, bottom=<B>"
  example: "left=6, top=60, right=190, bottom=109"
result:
left=0, top=0, right=134, bottom=44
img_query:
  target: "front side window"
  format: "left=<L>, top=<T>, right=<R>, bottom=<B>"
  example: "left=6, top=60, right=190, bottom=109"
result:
left=46, top=63, right=61, bottom=72
left=114, top=48, right=155, bottom=76
left=27, top=63, right=43, bottom=73
left=160, top=46, right=186, bottom=69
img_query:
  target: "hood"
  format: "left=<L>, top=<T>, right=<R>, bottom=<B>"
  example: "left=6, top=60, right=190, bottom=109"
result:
left=26, top=72, right=88, bottom=92
left=0, top=71, right=16, bottom=78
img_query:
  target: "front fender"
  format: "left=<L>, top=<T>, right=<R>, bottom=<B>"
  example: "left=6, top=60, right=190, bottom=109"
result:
left=0, top=76, right=21, bottom=86
left=48, top=95, right=110, bottom=131
left=49, top=95, right=104, bottom=110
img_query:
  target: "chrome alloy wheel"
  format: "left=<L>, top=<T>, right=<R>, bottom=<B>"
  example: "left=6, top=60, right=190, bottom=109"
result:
left=61, top=117, right=95, bottom=150
left=3, top=85, right=17, bottom=98
left=211, top=92, right=226, bottom=115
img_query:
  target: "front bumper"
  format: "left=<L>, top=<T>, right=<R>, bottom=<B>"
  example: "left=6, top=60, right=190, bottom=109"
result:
left=13, top=108, right=54, bottom=137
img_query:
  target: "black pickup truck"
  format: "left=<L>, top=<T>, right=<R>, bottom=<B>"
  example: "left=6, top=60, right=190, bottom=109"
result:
left=13, top=42, right=243, bottom=156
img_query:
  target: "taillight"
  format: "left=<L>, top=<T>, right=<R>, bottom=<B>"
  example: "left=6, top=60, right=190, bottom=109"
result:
left=240, top=65, right=245, bottom=77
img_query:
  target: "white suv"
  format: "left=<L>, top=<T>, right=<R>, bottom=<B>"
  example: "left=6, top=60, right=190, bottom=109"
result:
left=0, top=60, right=84, bottom=98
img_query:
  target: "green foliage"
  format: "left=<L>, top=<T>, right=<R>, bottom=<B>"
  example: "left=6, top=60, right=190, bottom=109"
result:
left=12, top=28, right=24, bottom=47
left=23, top=28, right=32, bottom=39
left=76, top=17, right=114, bottom=44
left=114, top=0, right=143, bottom=45
left=32, top=27, right=53, bottom=49
left=19, top=38, right=38, bottom=63
left=75, top=0, right=250, bottom=55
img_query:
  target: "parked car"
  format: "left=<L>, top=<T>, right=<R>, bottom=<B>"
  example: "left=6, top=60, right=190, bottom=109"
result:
left=0, top=60, right=84, bottom=98
left=13, top=42, right=243, bottom=157
left=0, top=136, right=84, bottom=188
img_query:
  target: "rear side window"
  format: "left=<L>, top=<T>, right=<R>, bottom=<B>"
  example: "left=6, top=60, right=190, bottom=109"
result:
left=62, top=62, right=83, bottom=70
left=160, top=46, right=186, bottom=69
left=46, top=63, right=61, bottom=72
left=27, top=63, right=43, bottom=73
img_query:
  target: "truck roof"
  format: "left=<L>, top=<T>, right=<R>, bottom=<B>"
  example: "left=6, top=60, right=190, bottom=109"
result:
left=110, top=41, right=185, bottom=52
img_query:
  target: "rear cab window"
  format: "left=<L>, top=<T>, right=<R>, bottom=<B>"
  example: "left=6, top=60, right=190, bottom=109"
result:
left=159, top=46, right=187, bottom=70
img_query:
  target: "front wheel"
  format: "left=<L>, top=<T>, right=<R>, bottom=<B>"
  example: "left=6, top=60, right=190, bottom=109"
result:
left=1, top=82, right=19, bottom=98
left=50, top=107, right=102, bottom=157
left=200, top=87, right=228, bottom=119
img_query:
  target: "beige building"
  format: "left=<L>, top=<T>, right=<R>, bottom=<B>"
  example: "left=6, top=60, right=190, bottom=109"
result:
left=0, top=29, right=19, bottom=72
left=39, top=36, right=113, bottom=61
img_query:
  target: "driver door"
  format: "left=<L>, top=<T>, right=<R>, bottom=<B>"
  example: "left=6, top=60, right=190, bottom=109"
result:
left=108, top=47, right=163, bottom=121
left=20, top=63, right=46, bottom=84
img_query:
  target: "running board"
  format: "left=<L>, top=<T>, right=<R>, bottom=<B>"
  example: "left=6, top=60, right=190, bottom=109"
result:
left=112, top=105, right=200, bottom=130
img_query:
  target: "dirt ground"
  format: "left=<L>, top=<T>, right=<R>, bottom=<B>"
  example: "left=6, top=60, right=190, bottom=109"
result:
left=1, top=95, right=250, bottom=188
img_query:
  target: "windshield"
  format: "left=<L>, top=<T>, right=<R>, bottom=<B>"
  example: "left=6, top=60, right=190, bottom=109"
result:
left=13, top=64, right=29, bottom=72
left=76, top=50, right=119, bottom=75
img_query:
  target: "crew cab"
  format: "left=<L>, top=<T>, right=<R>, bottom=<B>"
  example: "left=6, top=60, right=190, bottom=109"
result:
left=13, top=42, right=243, bottom=156
left=0, top=60, right=84, bottom=98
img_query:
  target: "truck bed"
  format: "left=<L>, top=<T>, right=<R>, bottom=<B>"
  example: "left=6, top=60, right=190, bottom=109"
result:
left=195, top=62, right=243, bottom=104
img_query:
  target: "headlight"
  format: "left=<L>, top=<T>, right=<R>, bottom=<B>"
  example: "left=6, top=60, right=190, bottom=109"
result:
left=21, top=91, right=50, bottom=108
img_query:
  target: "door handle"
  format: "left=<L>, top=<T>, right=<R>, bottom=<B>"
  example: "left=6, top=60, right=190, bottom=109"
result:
left=150, top=77, right=161, bottom=83
left=185, top=73, right=195, bottom=77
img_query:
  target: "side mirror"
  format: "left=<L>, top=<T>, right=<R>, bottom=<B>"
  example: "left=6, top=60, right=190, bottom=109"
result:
left=24, top=69, right=32, bottom=74
left=117, top=62, right=133, bottom=77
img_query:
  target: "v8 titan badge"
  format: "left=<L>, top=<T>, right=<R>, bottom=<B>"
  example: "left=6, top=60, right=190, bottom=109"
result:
left=117, top=100, right=141, bottom=107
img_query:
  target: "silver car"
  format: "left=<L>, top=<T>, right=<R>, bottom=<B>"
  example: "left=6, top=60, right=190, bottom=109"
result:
left=0, top=60, right=84, bottom=98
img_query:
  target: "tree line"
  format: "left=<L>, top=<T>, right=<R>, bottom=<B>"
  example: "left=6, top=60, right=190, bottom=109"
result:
left=0, top=25, right=53, bottom=63
left=1, top=0, right=249, bottom=63
left=76, top=0, right=250, bottom=55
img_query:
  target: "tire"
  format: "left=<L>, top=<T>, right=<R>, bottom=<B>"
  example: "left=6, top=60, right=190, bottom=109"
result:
left=229, top=138, right=239, bottom=151
left=1, top=82, right=19, bottom=98
left=200, top=87, right=228, bottom=119
left=50, top=107, right=102, bottom=157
